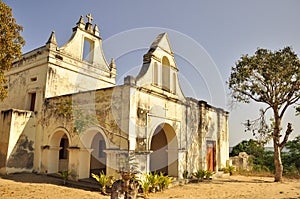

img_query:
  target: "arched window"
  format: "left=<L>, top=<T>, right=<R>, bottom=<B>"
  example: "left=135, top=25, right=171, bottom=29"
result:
left=153, top=62, right=158, bottom=85
left=59, top=135, right=69, bottom=159
left=162, top=56, right=170, bottom=91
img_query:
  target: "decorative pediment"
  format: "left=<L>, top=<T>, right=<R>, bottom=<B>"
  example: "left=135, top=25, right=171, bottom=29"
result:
left=135, top=33, right=185, bottom=100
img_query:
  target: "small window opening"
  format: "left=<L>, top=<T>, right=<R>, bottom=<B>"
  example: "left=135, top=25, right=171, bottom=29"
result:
left=29, top=93, right=36, bottom=111
left=98, top=140, right=106, bottom=158
left=82, top=38, right=94, bottom=63
left=59, top=136, right=69, bottom=159
left=153, top=62, right=158, bottom=85
left=30, top=77, right=37, bottom=82
left=162, top=56, right=170, bottom=91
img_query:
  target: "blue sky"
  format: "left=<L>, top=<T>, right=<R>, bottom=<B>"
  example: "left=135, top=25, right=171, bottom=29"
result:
left=5, top=0, right=300, bottom=146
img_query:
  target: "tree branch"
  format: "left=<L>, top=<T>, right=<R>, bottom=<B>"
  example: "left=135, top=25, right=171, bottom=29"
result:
left=279, top=123, right=293, bottom=150
left=279, top=95, right=300, bottom=118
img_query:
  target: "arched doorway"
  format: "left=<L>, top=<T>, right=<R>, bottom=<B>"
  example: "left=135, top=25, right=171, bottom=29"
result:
left=80, top=128, right=108, bottom=177
left=58, top=135, right=69, bottom=171
left=47, top=130, right=70, bottom=174
left=90, top=133, right=107, bottom=175
left=150, top=123, right=178, bottom=176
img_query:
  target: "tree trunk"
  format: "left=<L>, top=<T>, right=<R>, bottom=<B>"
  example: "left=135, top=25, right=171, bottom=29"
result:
left=273, top=140, right=283, bottom=182
left=273, top=109, right=283, bottom=182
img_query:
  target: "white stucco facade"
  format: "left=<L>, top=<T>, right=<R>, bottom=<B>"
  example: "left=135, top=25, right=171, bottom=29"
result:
left=0, top=15, right=229, bottom=180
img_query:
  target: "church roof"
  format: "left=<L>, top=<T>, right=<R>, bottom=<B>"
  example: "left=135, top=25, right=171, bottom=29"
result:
left=149, top=32, right=173, bottom=54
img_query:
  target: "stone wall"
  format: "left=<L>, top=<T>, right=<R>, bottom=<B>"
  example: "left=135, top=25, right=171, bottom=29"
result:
left=230, top=152, right=253, bottom=171
left=0, top=109, right=35, bottom=174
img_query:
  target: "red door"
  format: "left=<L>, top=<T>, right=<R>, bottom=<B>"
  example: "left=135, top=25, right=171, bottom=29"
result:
left=206, top=141, right=216, bottom=171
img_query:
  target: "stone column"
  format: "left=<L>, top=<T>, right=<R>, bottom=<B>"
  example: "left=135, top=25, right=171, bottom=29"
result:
left=177, top=149, right=187, bottom=180
left=135, top=151, right=152, bottom=174
left=166, top=149, right=178, bottom=177
left=46, top=146, right=61, bottom=174
left=68, top=148, right=92, bottom=180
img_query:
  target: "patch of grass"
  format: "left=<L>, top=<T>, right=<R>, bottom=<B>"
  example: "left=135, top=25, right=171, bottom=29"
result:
left=235, top=170, right=274, bottom=177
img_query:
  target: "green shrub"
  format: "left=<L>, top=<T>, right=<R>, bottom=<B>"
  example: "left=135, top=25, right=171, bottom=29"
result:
left=158, top=172, right=172, bottom=191
left=205, top=170, right=213, bottom=179
left=57, top=170, right=71, bottom=185
left=224, top=166, right=235, bottom=175
left=91, top=171, right=108, bottom=194
left=140, top=179, right=151, bottom=199
left=193, top=169, right=206, bottom=182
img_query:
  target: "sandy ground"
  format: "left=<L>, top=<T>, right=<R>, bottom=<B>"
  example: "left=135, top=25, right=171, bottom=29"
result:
left=0, top=173, right=299, bottom=199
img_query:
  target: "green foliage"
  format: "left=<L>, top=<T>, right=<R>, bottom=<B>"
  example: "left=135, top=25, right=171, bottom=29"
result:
left=147, top=172, right=160, bottom=192
left=228, top=47, right=300, bottom=105
left=230, top=139, right=268, bottom=168
left=296, top=107, right=300, bottom=115
left=0, top=1, right=25, bottom=100
left=228, top=46, right=300, bottom=181
left=73, top=108, right=97, bottom=133
left=139, top=173, right=153, bottom=199
left=158, top=172, right=172, bottom=191
left=193, top=169, right=206, bottom=182
left=223, top=166, right=235, bottom=175
left=141, top=172, right=172, bottom=194
left=106, top=175, right=115, bottom=189
left=57, top=170, right=71, bottom=185
left=56, top=100, right=73, bottom=118
left=43, top=99, right=97, bottom=134
left=205, top=170, right=213, bottom=179
left=230, top=139, right=265, bottom=157
left=232, top=137, right=300, bottom=177
left=91, top=171, right=108, bottom=194
left=140, top=178, right=151, bottom=199
left=282, top=136, right=300, bottom=177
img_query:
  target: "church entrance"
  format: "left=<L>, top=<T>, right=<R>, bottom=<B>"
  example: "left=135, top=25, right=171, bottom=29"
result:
left=150, top=123, right=178, bottom=176
left=58, top=135, right=69, bottom=171
left=47, top=130, right=70, bottom=174
left=90, top=133, right=107, bottom=175
left=206, top=141, right=216, bottom=171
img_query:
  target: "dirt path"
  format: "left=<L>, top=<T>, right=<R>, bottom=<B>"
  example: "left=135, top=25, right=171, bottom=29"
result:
left=0, top=174, right=299, bottom=199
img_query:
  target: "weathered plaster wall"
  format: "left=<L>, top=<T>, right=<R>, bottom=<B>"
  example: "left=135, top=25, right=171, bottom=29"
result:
left=0, top=18, right=230, bottom=180
left=44, top=18, right=116, bottom=98
left=185, top=99, right=201, bottom=174
left=45, top=55, right=115, bottom=98
left=0, top=110, right=12, bottom=173
left=0, top=49, right=48, bottom=111
left=38, top=86, right=131, bottom=178
left=0, top=109, right=35, bottom=174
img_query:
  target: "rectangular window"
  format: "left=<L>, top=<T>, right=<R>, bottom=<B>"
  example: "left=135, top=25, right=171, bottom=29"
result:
left=82, top=38, right=94, bottom=63
left=162, top=65, right=170, bottom=91
left=153, top=62, right=158, bottom=85
left=29, top=93, right=36, bottom=111
left=98, top=140, right=106, bottom=158
left=59, top=138, right=69, bottom=159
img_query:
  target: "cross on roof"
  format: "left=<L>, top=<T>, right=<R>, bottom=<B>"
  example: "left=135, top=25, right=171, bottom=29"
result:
left=86, top=14, right=93, bottom=23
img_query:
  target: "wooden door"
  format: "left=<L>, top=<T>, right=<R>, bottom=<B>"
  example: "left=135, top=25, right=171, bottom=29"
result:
left=206, top=141, right=216, bottom=171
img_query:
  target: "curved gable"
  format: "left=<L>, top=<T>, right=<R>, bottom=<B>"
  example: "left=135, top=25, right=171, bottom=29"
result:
left=58, top=15, right=110, bottom=72
left=135, top=33, right=185, bottom=100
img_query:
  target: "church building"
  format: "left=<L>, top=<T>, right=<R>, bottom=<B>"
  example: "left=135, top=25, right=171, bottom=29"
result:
left=0, top=15, right=229, bottom=180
